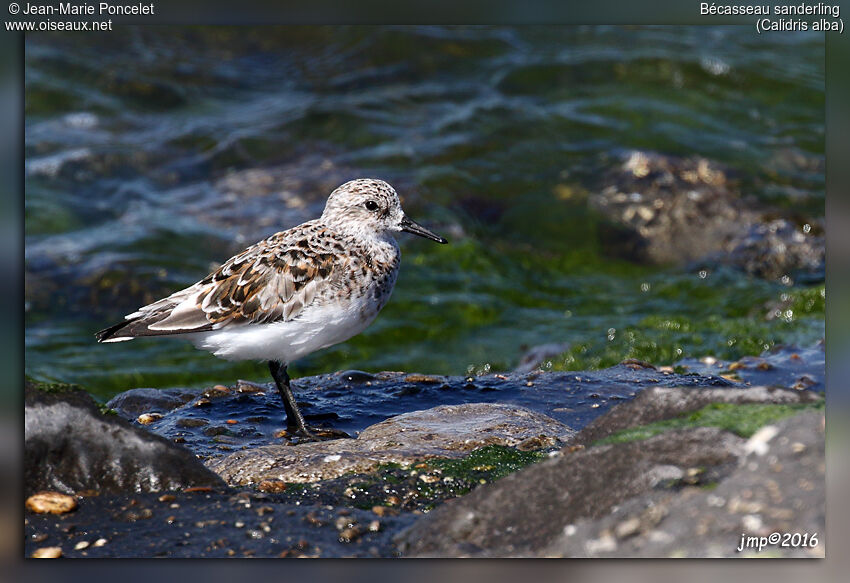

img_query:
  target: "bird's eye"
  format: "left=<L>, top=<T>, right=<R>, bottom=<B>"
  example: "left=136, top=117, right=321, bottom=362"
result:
left=364, top=201, right=379, bottom=212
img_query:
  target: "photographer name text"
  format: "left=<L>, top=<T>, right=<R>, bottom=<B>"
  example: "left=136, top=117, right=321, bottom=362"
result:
left=17, top=3, right=153, bottom=15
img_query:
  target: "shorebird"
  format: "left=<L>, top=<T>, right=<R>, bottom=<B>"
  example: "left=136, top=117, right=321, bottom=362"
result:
left=97, top=178, right=447, bottom=439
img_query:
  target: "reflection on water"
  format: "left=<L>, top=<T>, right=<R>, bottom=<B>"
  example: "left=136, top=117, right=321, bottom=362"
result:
left=24, top=26, right=825, bottom=399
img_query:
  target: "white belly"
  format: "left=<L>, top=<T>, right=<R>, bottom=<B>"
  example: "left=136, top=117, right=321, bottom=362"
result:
left=187, top=294, right=382, bottom=363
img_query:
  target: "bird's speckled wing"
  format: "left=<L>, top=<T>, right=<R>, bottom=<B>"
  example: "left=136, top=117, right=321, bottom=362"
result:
left=97, top=222, right=346, bottom=340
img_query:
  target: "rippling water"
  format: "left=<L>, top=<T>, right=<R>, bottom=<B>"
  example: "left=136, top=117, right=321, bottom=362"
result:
left=24, top=26, right=825, bottom=400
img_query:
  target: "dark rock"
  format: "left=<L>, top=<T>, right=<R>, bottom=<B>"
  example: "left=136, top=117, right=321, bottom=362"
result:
left=713, top=218, right=824, bottom=282
left=23, top=491, right=416, bottom=558
left=541, top=411, right=824, bottom=557
left=105, top=387, right=200, bottom=420
left=396, top=426, right=744, bottom=557
left=590, top=151, right=824, bottom=281
left=592, top=151, right=752, bottom=265
left=570, top=386, right=822, bottom=447
left=25, top=381, right=225, bottom=496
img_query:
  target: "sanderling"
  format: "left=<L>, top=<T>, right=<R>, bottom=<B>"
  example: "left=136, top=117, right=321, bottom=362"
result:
left=97, top=178, right=447, bottom=439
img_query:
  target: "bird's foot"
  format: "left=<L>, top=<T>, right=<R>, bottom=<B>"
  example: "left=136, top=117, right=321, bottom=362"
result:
left=276, top=425, right=351, bottom=443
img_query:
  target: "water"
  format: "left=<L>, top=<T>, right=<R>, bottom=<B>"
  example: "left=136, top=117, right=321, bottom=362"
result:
left=24, top=26, right=825, bottom=401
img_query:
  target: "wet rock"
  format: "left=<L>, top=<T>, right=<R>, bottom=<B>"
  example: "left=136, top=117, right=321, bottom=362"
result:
left=541, top=411, right=824, bottom=557
left=26, top=492, right=78, bottom=515
left=24, top=490, right=415, bottom=558
left=396, top=426, right=745, bottom=557
left=591, top=150, right=823, bottom=281
left=211, top=403, right=574, bottom=485
left=25, top=381, right=225, bottom=495
left=105, top=387, right=201, bottom=420
left=570, top=386, right=822, bottom=447
left=676, top=343, right=825, bottom=392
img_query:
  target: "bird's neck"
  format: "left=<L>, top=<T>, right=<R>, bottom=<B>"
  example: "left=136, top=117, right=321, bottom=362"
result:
left=323, top=219, right=400, bottom=259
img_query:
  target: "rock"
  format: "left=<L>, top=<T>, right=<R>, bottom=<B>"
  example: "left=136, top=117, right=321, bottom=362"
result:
left=137, top=413, right=163, bottom=425
left=211, top=403, right=574, bottom=485
left=540, top=411, right=824, bottom=557
left=570, top=386, right=822, bottom=446
left=395, top=383, right=824, bottom=558
left=591, top=151, right=753, bottom=265
left=105, top=387, right=201, bottom=420
left=25, top=381, right=226, bottom=495
left=26, top=492, right=78, bottom=515
left=31, top=546, right=63, bottom=558
left=396, top=426, right=745, bottom=557
left=590, top=150, right=823, bottom=281
left=675, top=343, right=825, bottom=392
left=716, top=218, right=824, bottom=282
left=24, top=491, right=416, bottom=558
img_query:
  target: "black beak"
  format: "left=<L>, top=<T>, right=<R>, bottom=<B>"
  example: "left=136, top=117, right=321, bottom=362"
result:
left=400, top=215, right=448, bottom=244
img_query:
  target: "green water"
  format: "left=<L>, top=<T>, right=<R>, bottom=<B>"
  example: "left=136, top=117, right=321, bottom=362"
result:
left=24, top=26, right=824, bottom=400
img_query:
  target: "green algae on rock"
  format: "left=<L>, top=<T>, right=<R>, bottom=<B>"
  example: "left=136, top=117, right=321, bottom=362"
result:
left=593, top=400, right=824, bottom=446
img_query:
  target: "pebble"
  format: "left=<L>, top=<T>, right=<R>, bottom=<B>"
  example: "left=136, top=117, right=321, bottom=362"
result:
left=74, top=541, right=90, bottom=551
left=614, top=517, right=641, bottom=539
left=371, top=505, right=398, bottom=517
left=338, top=526, right=361, bottom=543
left=585, top=532, right=617, bottom=554
left=744, top=425, right=779, bottom=456
left=257, top=480, right=288, bottom=493
left=32, top=546, right=62, bottom=558
left=26, top=492, right=78, bottom=514
left=203, top=385, right=231, bottom=398
left=93, top=538, right=107, bottom=547
left=403, top=374, right=442, bottom=384
left=335, top=516, right=355, bottom=530
left=236, top=382, right=265, bottom=394
left=137, top=413, right=163, bottom=425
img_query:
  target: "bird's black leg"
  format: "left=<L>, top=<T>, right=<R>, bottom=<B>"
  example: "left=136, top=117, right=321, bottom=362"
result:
left=268, top=361, right=315, bottom=439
